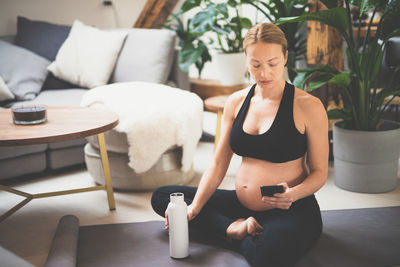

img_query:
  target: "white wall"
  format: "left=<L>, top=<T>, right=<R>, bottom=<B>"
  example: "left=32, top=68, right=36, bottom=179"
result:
left=0, top=0, right=184, bottom=35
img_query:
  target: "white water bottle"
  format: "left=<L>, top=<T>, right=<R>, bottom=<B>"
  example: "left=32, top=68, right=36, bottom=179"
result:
left=167, top=192, right=189, bottom=259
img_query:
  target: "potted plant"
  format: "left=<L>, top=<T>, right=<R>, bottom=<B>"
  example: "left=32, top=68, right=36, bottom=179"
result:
left=165, top=0, right=252, bottom=85
left=277, top=0, right=400, bottom=193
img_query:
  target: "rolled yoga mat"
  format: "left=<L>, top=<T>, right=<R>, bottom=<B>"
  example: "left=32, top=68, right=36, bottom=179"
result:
left=45, top=215, right=79, bottom=267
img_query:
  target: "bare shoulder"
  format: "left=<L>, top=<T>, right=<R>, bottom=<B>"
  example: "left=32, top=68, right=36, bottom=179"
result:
left=293, top=88, right=328, bottom=129
left=294, top=88, right=325, bottom=115
left=226, top=86, right=249, bottom=105
left=224, top=86, right=252, bottom=118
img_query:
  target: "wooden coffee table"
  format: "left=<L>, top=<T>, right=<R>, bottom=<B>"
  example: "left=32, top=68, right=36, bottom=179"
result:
left=0, top=106, right=119, bottom=222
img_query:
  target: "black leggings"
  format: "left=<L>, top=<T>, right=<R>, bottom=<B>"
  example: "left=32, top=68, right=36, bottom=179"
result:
left=151, top=185, right=322, bottom=267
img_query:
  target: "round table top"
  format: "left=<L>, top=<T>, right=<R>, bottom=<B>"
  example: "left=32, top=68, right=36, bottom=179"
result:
left=204, top=95, right=229, bottom=113
left=0, top=106, right=119, bottom=146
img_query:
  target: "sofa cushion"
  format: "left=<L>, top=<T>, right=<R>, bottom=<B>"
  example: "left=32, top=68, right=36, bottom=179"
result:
left=42, top=72, right=81, bottom=91
left=111, top=28, right=176, bottom=84
left=48, top=139, right=87, bottom=150
left=48, top=20, right=127, bottom=88
left=0, top=35, right=15, bottom=43
left=0, top=152, right=46, bottom=181
left=0, top=40, right=50, bottom=100
left=0, top=144, right=47, bottom=160
left=0, top=76, right=14, bottom=102
left=47, top=145, right=85, bottom=170
left=15, top=16, right=71, bottom=61
left=16, top=88, right=88, bottom=107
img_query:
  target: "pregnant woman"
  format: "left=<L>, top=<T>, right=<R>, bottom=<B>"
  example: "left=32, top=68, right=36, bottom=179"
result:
left=151, top=22, right=328, bottom=267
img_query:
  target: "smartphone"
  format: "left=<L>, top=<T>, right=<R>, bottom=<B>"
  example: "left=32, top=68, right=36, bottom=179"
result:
left=260, top=185, right=284, bottom=197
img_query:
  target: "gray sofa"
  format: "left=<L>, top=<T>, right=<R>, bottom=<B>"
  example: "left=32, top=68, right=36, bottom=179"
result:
left=0, top=17, right=190, bottom=182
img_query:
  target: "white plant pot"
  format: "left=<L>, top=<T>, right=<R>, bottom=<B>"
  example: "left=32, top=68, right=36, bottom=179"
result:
left=214, top=52, right=247, bottom=86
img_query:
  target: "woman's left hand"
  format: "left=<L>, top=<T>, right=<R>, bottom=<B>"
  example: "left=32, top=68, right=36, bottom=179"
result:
left=262, top=182, right=295, bottom=210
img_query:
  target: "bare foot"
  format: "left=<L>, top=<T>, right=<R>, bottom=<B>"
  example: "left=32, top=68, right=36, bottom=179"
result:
left=226, top=218, right=247, bottom=240
left=226, top=217, right=264, bottom=240
left=246, top=217, right=263, bottom=237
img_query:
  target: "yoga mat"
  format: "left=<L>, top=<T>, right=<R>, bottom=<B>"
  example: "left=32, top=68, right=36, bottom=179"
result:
left=297, top=206, right=400, bottom=267
left=47, top=206, right=400, bottom=267
left=77, top=221, right=247, bottom=267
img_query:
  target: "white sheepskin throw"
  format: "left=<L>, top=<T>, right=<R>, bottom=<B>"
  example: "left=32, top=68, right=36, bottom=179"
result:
left=81, top=82, right=203, bottom=173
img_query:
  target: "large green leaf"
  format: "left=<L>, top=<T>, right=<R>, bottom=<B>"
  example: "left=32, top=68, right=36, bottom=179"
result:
left=277, top=7, right=349, bottom=38
left=190, top=3, right=221, bottom=33
left=180, top=0, right=202, bottom=13
left=328, top=72, right=351, bottom=88
left=293, top=71, right=309, bottom=89
left=295, top=65, right=339, bottom=73
left=195, top=40, right=212, bottom=77
left=307, top=73, right=336, bottom=90
left=240, top=17, right=252, bottom=29
left=216, top=3, right=229, bottom=17
left=379, top=0, right=400, bottom=40
left=293, top=65, right=339, bottom=89
left=190, top=11, right=214, bottom=33
left=327, top=108, right=352, bottom=120
left=293, top=67, right=348, bottom=91
left=227, top=0, right=239, bottom=7
left=178, top=42, right=202, bottom=72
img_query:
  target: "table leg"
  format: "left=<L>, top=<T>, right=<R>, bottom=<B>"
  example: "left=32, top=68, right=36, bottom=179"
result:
left=214, top=111, right=222, bottom=151
left=0, top=185, right=33, bottom=222
left=97, top=133, right=116, bottom=210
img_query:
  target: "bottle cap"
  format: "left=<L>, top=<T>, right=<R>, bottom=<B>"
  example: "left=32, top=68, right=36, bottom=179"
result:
left=170, top=192, right=184, bottom=203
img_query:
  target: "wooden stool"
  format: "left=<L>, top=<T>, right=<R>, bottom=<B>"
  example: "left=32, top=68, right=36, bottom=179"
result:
left=204, top=95, right=229, bottom=150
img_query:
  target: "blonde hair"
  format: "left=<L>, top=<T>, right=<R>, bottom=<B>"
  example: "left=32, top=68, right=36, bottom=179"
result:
left=243, top=23, right=287, bottom=55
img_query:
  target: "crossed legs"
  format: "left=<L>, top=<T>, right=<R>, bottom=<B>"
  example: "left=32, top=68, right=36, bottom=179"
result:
left=151, top=185, right=322, bottom=267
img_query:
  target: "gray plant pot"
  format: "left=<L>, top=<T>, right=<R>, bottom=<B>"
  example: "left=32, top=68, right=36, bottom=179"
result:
left=333, top=120, right=400, bottom=193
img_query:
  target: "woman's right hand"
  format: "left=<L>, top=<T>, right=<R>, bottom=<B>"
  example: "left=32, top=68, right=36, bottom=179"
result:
left=164, top=203, right=199, bottom=231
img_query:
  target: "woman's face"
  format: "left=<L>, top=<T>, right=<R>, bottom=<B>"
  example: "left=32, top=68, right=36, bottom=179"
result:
left=246, top=42, right=287, bottom=90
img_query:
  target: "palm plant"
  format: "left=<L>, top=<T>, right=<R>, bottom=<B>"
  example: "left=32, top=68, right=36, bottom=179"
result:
left=277, top=0, right=400, bottom=131
left=243, top=0, right=308, bottom=82
left=164, top=0, right=252, bottom=78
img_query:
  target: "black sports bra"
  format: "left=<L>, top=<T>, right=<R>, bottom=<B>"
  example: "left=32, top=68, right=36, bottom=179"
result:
left=229, top=82, right=307, bottom=163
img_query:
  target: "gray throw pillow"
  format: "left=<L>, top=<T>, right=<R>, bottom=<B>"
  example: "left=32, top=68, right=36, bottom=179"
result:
left=15, top=16, right=71, bottom=61
left=0, top=40, right=50, bottom=100
left=111, top=28, right=176, bottom=84
left=0, top=76, right=15, bottom=101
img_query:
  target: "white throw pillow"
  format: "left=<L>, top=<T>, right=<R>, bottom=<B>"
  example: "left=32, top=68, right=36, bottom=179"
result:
left=0, top=76, right=15, bottom=101
left=47, top=20, right=127, bottom=88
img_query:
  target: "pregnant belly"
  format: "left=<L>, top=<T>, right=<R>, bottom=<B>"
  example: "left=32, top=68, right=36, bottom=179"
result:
left=235, top=157, right=307, bottom=211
